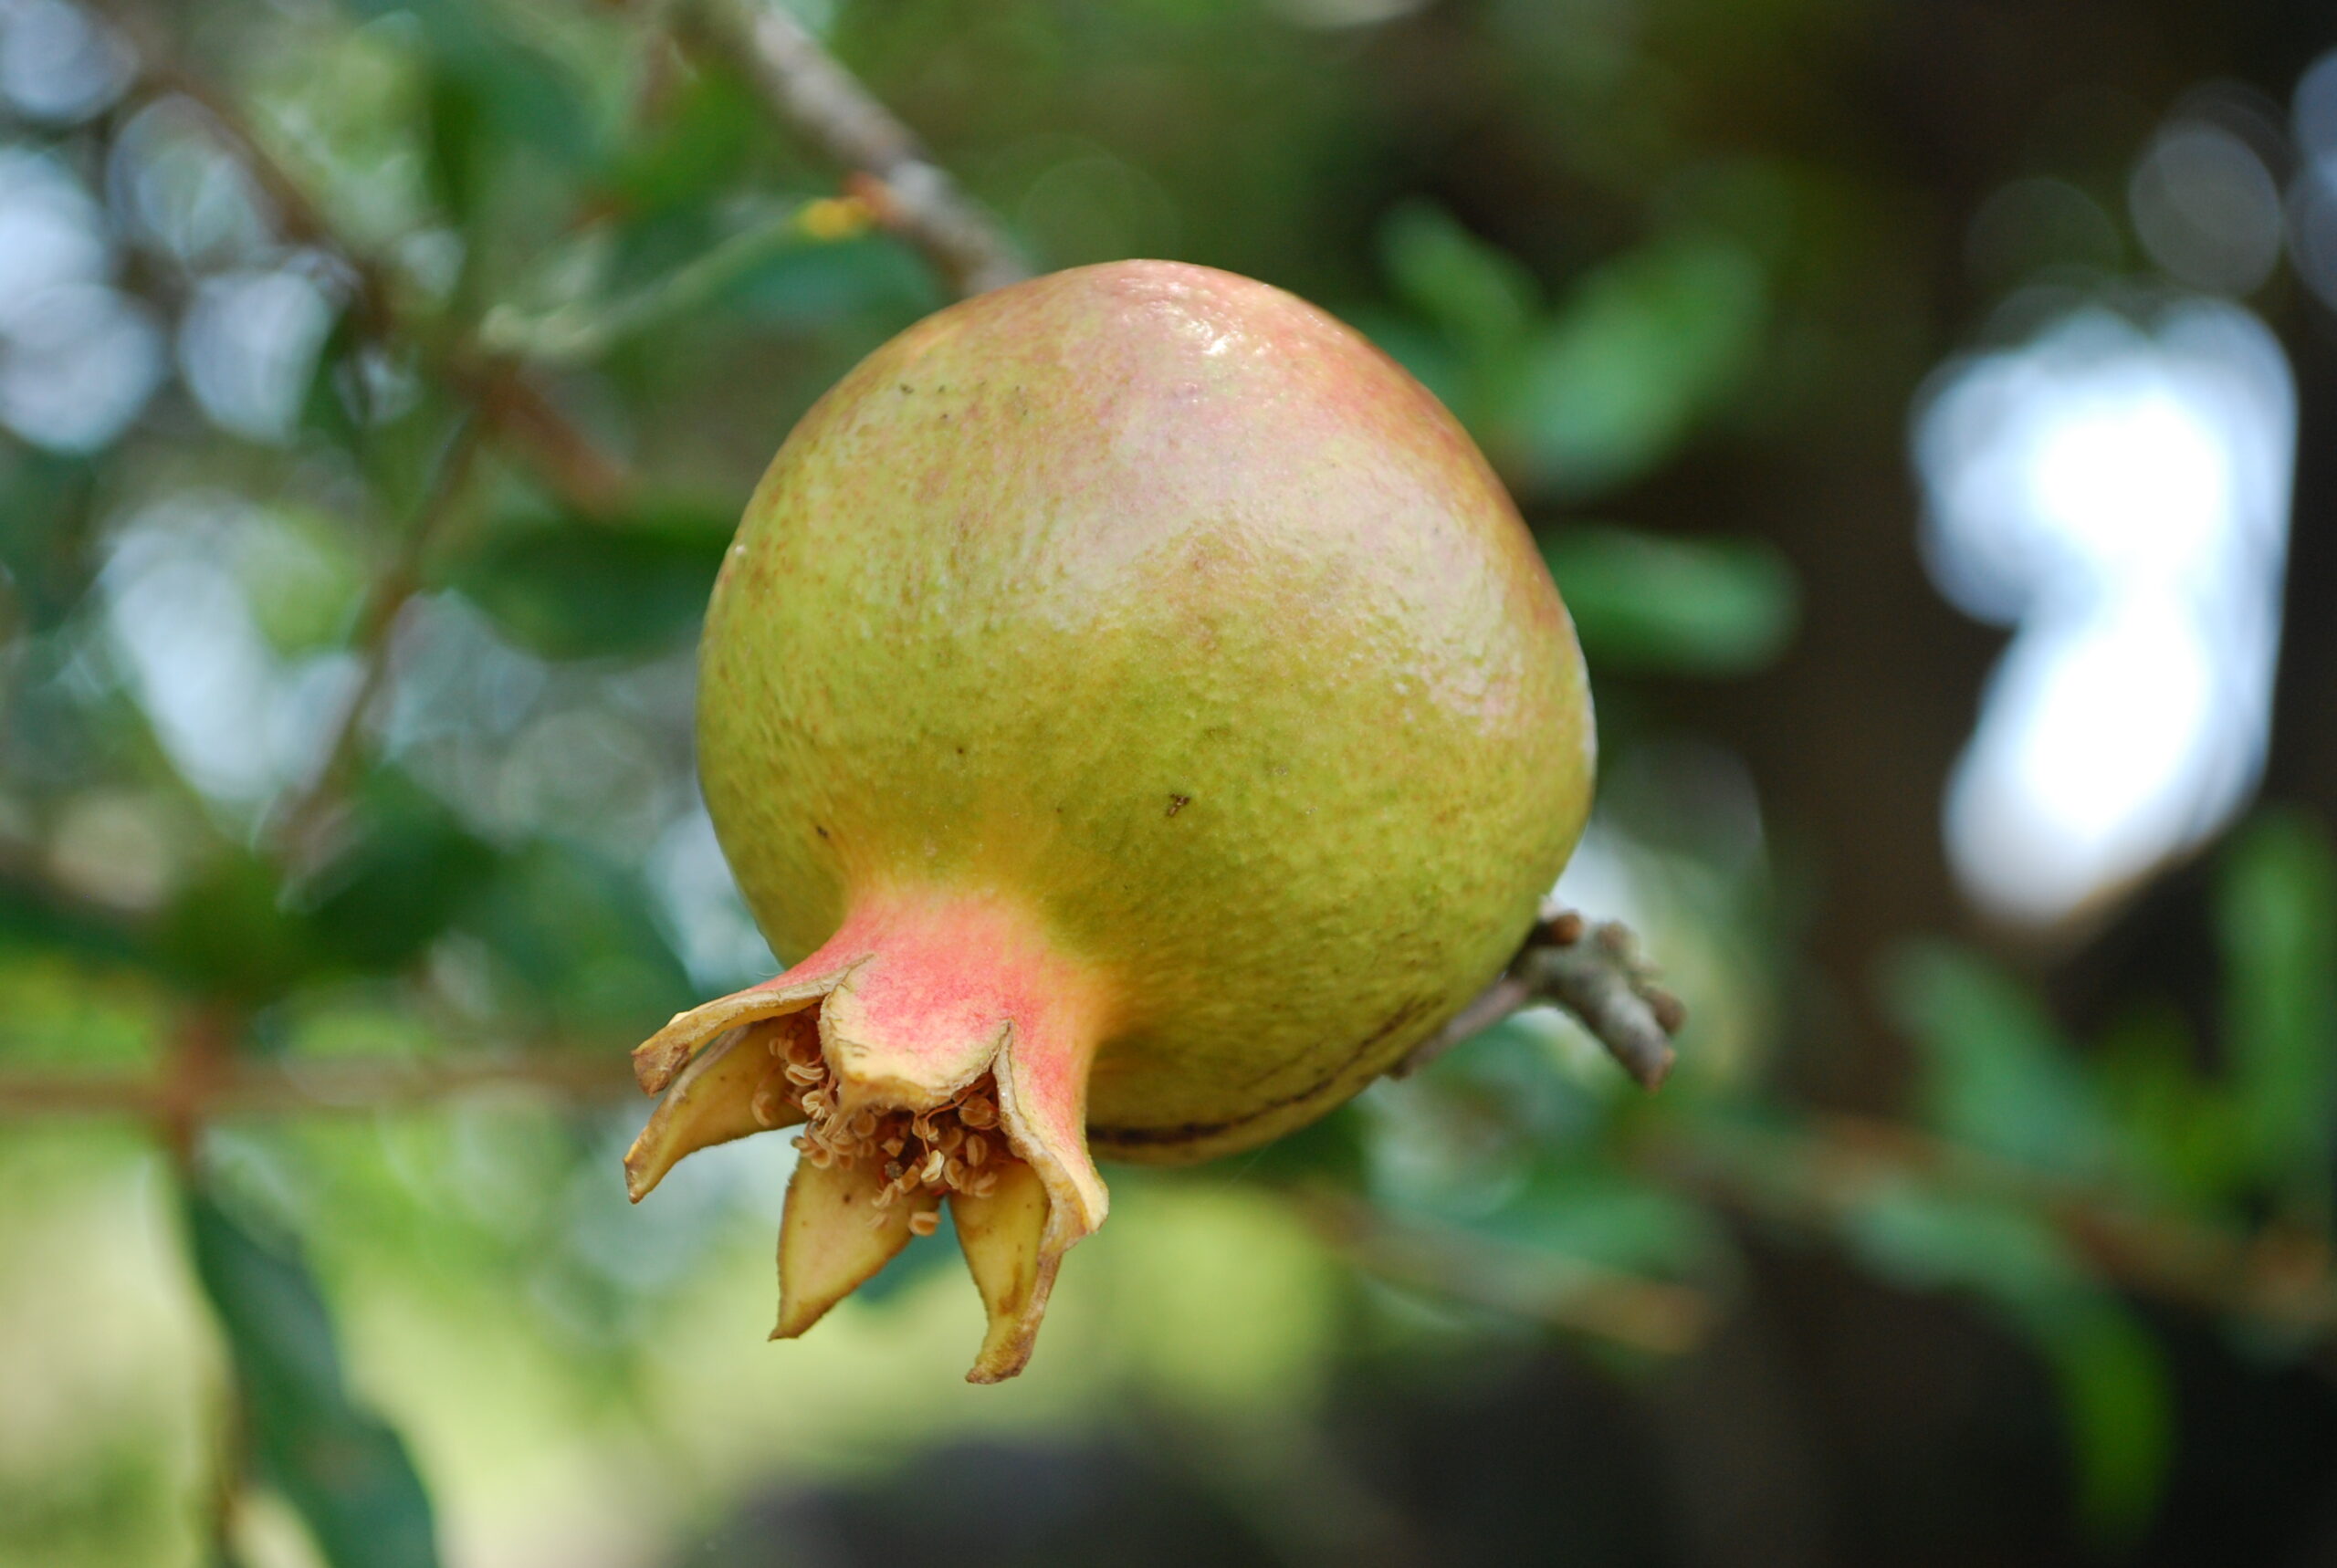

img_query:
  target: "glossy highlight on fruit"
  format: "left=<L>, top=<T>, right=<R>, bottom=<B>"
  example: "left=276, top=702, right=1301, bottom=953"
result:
left=627, top=260, right=1595, bottom=1381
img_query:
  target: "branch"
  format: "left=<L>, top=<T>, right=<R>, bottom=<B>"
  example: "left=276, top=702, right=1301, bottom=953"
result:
left=133, top=60, right=398, bottom=340
left=267, top=414, right=484, bottom=873
left=445, top=357, right=632, bottom=517
left=1644, top=1113, right=2337, bottom=1347
left=478, top=197, right=856, bottom=367
left=1393, top=909, right=1686, bottom=1088
left=696, top=0, right=1030, bottom=298
left=98, top=5, right=633, bottom=517
left=16, top=1040, right=2337, bottom=1354
left=0, top=1050, right=635, bottom=1122
left=1303, top=1192, right=1716, bottom=1355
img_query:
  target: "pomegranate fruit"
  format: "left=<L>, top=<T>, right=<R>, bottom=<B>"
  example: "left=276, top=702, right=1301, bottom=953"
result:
left=626, top=260, right=1594, bottom=1381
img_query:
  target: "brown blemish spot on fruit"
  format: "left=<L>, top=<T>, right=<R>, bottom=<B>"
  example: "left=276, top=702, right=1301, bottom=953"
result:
left=1166, top=794, right=1190, bottom=818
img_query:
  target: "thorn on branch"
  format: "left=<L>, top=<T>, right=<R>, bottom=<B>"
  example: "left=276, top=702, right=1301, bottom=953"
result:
left=1390, top=906, right=1686, bottom=1088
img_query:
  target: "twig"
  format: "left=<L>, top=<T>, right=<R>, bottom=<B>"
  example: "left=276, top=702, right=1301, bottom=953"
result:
left=159, top=1009, right=236, bottom=1174
left=21, top=1033, right=2337, bottom=1354
left=267, top=414, right=485, bottom=873
left=478, top=197, right=863, bottom=366
left=97, top=4, right=633, bottom=517
left=445, top=357, right=631, bottom=517
left=0, top=1051, right=636, bottom=1121
left=1392, top=908, right=1686, bottom=1088
left=1643, top=1113, right=2337, bottom=1347
left=132, top=60, right=398, bottom=340
left=695, top=0, right=1030, bottom=297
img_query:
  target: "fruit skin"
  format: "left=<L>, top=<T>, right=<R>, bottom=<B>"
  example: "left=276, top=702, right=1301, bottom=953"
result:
left=695, top=259, right=1595, bottom=1163
left=633, top=259, right=1594, bottom=1379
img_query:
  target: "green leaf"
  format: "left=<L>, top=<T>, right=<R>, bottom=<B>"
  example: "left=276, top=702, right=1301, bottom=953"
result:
left=350, top=0, right=603, bottom=175
left=0, top=449, right=100, bottom=631
left=459, top=839, right=695, bottom=1039
left=1841, top=1179, right=2085, bottom=1306
left=236, top=507, right=369, bottom=660
left=1510, top=233, right=1764, bottom=500
left=1839, top=1180, right=2172, bottom=1538
left=2216, top=809, right=2337, bottom=1215
left=1479, top=1165, right=1722, bottom=1281
left=2028, top=1299, right=2174, bottom=1544
left=2093, top=1004, right=2245, bottom=1202
left=728, top=234, right=942, bottom=327
left=1881, top=941, right=2113, bottom=1176
left=183, top=1185, right=441, bottom=1568
left=420, top=67, right=491, bottom=226
left=603, top=67, right=760, bottom=215
left=1379, top=202, right=1539, bottom=365
left=1229, top=1101, right=1369, bottom=1187
left=156, top=852, right=313, bottom=1003
left=0, top=873, right=154, bottom=972
left=1539, top=525, right=1797, bottom=675
left=299, top=769, right=503, bottom=975
left=450, top=504, right=732, bottom=660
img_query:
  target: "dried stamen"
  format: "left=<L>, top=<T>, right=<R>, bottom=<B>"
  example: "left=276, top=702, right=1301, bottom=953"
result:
left=776, top=1034, right=1026, bottom=1230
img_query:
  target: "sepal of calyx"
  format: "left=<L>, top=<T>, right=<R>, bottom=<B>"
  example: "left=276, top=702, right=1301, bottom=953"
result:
left=624, top=894, right=1107, bottom=1383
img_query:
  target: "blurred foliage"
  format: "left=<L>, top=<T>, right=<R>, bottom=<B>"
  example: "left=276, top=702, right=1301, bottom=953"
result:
left=449, top=501, right=734, bottom=661
left=2219, top=810, right=2337, bottom=1218
left=0, top=1, right=2329, bottom=1565
left=1865, top=811, right=2337, bottom=1536
left=1372, top=204, right=1766, bottom=502
left=183, top=1184, right=442, bottom=1568
left=1538, top=527, right=1797, bottom=676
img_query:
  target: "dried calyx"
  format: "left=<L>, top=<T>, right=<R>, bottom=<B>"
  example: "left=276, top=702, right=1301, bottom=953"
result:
left=622, top=899, right=1106, bottom=1383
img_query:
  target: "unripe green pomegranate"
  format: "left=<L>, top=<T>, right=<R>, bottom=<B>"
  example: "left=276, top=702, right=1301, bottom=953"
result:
left=627, top=260, right=1594, bottom=1381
